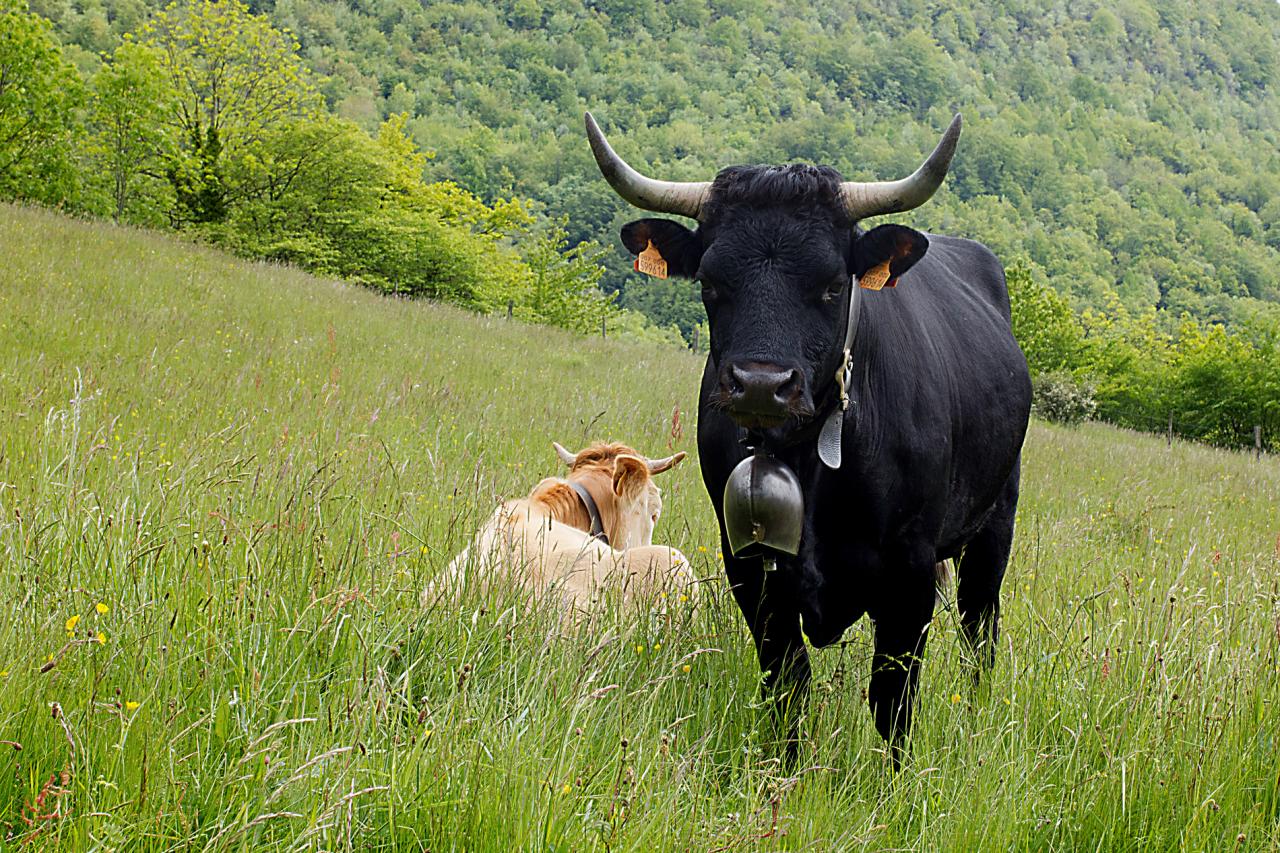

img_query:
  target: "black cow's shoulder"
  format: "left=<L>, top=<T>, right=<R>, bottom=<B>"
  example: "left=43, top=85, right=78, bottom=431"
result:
left=914, top=233, right=1011, bottom=320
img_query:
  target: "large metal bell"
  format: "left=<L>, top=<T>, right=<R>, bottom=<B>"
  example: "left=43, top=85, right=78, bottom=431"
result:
left=723, top=450, right=804, bottom=559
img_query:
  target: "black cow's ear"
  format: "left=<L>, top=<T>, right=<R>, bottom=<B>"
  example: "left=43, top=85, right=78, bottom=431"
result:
left=850, top=224, right=929, bottom=289
left=620, top=218, right=703, bottom=279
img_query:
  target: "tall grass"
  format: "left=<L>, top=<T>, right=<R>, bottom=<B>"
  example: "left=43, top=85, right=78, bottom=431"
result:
left=1, top=204, right=1277, bottom=849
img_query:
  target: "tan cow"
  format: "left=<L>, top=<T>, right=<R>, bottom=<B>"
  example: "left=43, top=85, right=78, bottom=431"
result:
left=428, top=441, right=694, bottom=613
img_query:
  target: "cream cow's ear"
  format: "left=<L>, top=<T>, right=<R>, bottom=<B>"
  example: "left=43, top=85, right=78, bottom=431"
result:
left=612, top=454, right=650, bottom=497
left=552, top=441, right=578, bottom=467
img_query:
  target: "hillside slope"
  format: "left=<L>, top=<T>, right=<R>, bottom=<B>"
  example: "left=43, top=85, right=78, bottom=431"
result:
left=40, top=0, right=1280, bottom=334
left=1, top=206, right=1278, bottom=848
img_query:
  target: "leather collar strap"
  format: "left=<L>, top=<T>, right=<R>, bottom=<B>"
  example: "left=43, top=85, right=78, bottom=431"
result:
left=817, top=278, right=861, bottom=469
left=567, top=480, right=609, bottom=545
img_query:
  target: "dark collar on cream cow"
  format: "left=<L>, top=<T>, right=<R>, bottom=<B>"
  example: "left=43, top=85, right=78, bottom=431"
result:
left=567, top=479, right=608, bottom=545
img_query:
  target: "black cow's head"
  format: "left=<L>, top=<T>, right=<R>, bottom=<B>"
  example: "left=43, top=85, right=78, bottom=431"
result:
left=586, top=113, right=960, bottom=435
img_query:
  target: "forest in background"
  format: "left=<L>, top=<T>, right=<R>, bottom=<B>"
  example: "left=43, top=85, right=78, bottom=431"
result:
left=2, top=0, right=686, bottom=343
left=4, top=0, right=1280, bottom=448
left=35, top=0, right=1280, bottom=335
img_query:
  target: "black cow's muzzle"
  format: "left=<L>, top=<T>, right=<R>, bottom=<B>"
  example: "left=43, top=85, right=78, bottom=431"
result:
left=718, top=361, right=814, bottom=428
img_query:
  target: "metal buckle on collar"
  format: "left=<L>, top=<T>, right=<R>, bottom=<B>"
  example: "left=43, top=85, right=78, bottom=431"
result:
left=835, top=347, right=852, bottom=412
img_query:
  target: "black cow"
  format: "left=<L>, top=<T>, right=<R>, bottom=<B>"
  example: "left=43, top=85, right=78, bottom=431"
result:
left=586, top=112, right=1032, bottom=764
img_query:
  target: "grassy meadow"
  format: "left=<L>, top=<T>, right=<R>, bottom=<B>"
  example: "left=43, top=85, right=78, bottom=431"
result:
left=1, top=203, right=1278, bottom=850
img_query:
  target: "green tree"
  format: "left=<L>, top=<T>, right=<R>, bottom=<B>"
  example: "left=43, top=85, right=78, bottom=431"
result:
left=517, top=218, right=613, bottom=334
left=138, top=0, right=319, bottom=224
left=1006, top=262, right=1086, bottom=375
left=86, top=41, right=175, bottom=223
left=0, top=0, right=82, bottom=203
left=216, top=114, right=531, bottom=312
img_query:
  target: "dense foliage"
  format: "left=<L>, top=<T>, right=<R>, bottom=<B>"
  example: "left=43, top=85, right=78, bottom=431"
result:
left=2, top=0, right=682, bottom=339
left=1010, top=264, right=1280, bottom=450
left=25, top=0, right=1280, bottom=336
left=156, top=0, right=1280, bottom=330
left=0, top=0, right=82, bottom=202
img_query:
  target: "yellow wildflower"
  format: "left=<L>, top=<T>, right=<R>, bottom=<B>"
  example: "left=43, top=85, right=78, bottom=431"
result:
left=65, top=615, right=80, bottom=634
left=125, top=701, right=140, bottom=710
left=95, top=603, right=109, bottom=615
left=96, top=633, right=106, bottom=645
left=950, top=693, right=962, bottom=704
left=681, top=664, right=691, bottom=673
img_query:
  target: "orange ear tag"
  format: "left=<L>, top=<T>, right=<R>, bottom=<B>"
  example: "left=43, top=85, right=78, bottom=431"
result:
left=635, top=240, right=668, bottom=279
left=858, top=260, right=892, bottom=291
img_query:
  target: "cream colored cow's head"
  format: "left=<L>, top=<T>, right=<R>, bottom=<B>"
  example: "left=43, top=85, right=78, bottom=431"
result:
left=552, top=441, right=686, bottom=549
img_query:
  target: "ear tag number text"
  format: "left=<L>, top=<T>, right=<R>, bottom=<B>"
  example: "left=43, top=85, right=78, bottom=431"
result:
left=635, top=240, right=668, bottom=279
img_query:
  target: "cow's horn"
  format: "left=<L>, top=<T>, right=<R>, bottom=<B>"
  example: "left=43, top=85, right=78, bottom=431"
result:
left=585, top=112, right=711, bottom=220
left=552, top=442, right=578, bottom=467
left=646, top=451, right=687, bottom=475
left=840, top=113, right=962, bottom=220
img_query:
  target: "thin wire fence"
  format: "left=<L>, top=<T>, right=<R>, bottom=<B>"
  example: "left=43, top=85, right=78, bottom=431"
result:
left=1092, top=402, right=1273, bottom=458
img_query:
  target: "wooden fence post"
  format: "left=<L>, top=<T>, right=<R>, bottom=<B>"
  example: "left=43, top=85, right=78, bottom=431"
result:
left=507, top=299, right=513, bottom=319
left=601, top=316, right=607, bottom=339
left=1167, top=412, right=1173, bottom=449
left=1255, top=425, right=1262, bottom=460
left=692, top=326, right=699, bottom=351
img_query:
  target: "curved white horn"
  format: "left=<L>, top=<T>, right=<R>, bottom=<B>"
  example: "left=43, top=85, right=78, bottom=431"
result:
left=552, top=442, right=578, bottom=467
left=585, top=112, right=711, bottom=220
left=841, top=113, right=962, bottom=220
left=646, top=451, right=687, bottom=475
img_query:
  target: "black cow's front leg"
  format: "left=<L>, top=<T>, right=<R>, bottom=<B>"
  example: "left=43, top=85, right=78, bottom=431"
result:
left=867, top=566, right=936, bottom=767
left=724, top=556, right=810, bottom=767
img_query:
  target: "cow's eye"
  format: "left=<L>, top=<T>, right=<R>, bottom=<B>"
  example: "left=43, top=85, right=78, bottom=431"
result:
left=700, top=278, right=719, bottom=301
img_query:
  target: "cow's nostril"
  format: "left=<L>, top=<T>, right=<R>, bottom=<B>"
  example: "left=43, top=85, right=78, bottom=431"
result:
left=776, top=369, right=802, bottom=402
left=726, top=365, right=747, bottom=395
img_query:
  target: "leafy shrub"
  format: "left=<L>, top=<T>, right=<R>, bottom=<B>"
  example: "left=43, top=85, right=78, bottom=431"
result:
left=1007, top=263, right=1085, bottom=375
left=1032, top=371, right=1097, bottom=426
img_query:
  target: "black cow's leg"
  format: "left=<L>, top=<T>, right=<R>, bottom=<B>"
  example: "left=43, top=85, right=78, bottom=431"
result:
left=724, top=557, right=810, bottom=767
left=868, top=562, right=935, bottom=767
left=956, top=456, right=1020, bottom=675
